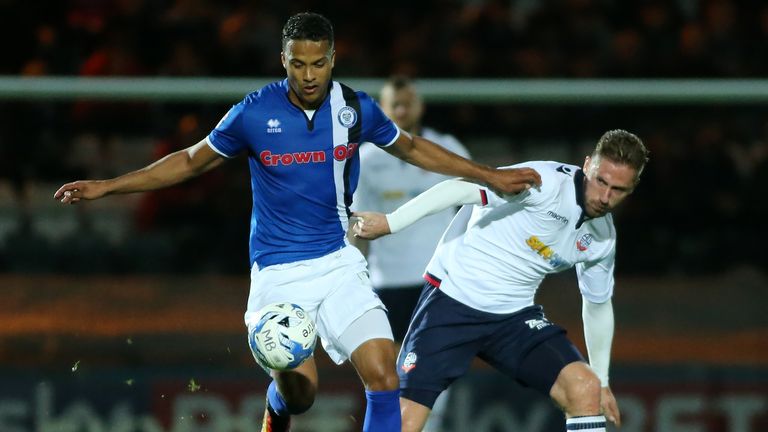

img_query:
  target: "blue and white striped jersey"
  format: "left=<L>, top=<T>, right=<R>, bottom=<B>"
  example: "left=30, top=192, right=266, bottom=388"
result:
left=206, top=79, right=400, bottom=268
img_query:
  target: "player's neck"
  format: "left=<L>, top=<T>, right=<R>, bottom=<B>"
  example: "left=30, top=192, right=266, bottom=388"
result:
left=288, top=88, right=327, bottom=111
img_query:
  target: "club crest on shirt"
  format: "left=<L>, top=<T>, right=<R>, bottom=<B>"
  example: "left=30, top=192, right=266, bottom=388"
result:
left=337, top=106, right=358, bottom=128
left=577, top=233, right=593, bottom=251
left=401, top=352, right=417, bottom=373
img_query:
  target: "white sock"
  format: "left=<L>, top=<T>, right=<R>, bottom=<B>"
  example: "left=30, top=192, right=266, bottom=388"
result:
left=566, top=415, right=606, bottom=431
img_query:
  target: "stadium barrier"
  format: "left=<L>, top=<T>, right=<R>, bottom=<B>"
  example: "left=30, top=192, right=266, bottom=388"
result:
left=2, top=76, right=768, bottom=103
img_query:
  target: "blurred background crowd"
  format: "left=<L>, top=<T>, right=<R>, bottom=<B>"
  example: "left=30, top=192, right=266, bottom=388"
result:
left=5, top=0, right=768, bottom=78
left=1, top=0, right=767, bottom=277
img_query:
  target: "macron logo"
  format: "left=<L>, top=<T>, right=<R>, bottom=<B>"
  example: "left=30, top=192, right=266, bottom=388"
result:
left=266, top=119, right=282, bottom=134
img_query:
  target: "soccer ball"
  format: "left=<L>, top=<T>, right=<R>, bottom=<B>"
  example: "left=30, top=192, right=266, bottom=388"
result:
left=248, top=302, right=317, bottom=371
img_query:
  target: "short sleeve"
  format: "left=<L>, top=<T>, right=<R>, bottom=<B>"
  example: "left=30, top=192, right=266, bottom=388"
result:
left=576, top=248, right=616, bottom=303
left=207, top=102, right=247, bottom=158
left=359, top=93, right=399, bottom=147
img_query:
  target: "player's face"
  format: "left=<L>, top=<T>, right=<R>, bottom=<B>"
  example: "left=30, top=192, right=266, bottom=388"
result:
left=379, top=85, right=423, bottom=133
left=582, top=155, right=638, bottom=218
left=281, top=39, right=335, bottom=110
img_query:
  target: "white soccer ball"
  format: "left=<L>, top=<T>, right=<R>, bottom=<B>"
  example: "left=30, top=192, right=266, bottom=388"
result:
left=248, top=302, right=317, bottom=371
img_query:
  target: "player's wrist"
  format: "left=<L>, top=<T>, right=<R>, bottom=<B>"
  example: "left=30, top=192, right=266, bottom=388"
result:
left=385, top=212, right=403, bottom=234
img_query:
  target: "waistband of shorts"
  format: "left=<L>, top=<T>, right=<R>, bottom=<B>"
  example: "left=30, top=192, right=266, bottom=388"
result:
left=423, top=272, right=442, bottom=288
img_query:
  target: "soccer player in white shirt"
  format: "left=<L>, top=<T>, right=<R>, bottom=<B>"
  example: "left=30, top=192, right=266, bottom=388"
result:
left=353, top=130, right=649, bottom=432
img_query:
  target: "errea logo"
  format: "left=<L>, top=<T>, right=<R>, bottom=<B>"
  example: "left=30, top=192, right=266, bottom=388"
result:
left=266, top=119, right=282, bottom=134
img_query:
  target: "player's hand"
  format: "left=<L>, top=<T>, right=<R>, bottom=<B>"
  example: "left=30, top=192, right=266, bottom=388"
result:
left=53, top=180, right=109, bottom=204
left=485, top=167, right=541, bottom=195
left=601, top=386, right=621, bottom=427
left=351, top=211, right=390, bottom=240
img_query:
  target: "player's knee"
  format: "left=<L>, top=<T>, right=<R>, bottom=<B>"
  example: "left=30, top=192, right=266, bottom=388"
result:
left=551, top=363, right=601, bottom=415
left=402, top=416, right=425, bottom=432
left=363, top=367, right=400, bottom=391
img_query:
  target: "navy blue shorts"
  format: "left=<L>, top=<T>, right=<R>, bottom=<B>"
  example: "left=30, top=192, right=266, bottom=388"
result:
left=398, top=283, right=585, bottom=408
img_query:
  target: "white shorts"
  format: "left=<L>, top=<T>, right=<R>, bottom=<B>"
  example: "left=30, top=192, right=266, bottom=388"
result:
left=244, top=245, right=393, bottom=364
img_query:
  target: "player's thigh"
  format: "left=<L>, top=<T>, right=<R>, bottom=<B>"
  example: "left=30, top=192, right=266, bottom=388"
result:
left=479, top=306, right=583, bottom=395
left=398, top=285, right=487, bottom=409
left=517, top=333, right=586, bottom=397
left=349, top=329, right=399, bottom=390
left=316, top=248, right=393, bottom=364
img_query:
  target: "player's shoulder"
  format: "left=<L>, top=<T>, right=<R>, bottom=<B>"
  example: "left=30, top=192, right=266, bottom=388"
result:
left=239, top=80, right=286, bottom=106
left=501, top=161, right=576, bottom=194
left=335, top=81, right=375, bottom=104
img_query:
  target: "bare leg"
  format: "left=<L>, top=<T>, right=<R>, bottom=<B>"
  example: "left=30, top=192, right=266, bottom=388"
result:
left=400, top=397, right=432, bottom=432
left=271, top=356, right=319, bottom=413
left=350, top=338, right=401, bottom=431
left=549, top=361, right=601, bottom=417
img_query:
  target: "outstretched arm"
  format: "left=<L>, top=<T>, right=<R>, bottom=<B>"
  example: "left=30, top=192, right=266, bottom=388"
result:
left=385, top=131, right=541, bottom=195
left=54, top=139, right=225, bottom=204
left=353, top=178, right=482, bottom=240
left=582, top=299, right=621, bottom=427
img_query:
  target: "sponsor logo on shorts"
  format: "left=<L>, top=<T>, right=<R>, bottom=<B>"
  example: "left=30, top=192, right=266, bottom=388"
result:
left=401, top=352, right=417, bottom=373
left=525, top=318, right=552, bottom=330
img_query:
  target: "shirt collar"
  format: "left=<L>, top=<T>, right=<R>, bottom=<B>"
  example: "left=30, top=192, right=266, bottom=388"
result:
left=574, top=168, right=589, bottom=228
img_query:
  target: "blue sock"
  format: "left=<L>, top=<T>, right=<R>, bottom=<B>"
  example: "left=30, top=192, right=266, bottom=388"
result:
left=267, top=381, right=290, bottom=417
left=363, top=389, right=401, bottom=432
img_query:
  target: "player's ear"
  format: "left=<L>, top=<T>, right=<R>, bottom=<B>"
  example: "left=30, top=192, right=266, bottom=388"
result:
left=330, top=50, right=336, bottom=68
left=583, top=156, right=591, bottom=172
left=280, top=52, right=287, bottom=70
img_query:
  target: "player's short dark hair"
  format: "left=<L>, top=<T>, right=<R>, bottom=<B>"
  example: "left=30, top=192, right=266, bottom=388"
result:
left=385, top=75, right=414, bottom=91
left=282, top=12, right=334, bottom=51
left=593, top=129, right=650, bottom=178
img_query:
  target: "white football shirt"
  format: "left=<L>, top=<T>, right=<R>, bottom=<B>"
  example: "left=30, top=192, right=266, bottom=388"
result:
left=353, top=128, right=470, bottom=288
left=426, top=161, right=616, bottom=314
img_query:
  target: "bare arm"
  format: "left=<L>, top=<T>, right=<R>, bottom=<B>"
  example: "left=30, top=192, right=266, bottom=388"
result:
left=54, top=139, right=225, bottom=204
left=385, top=131, right=541, bottom=195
